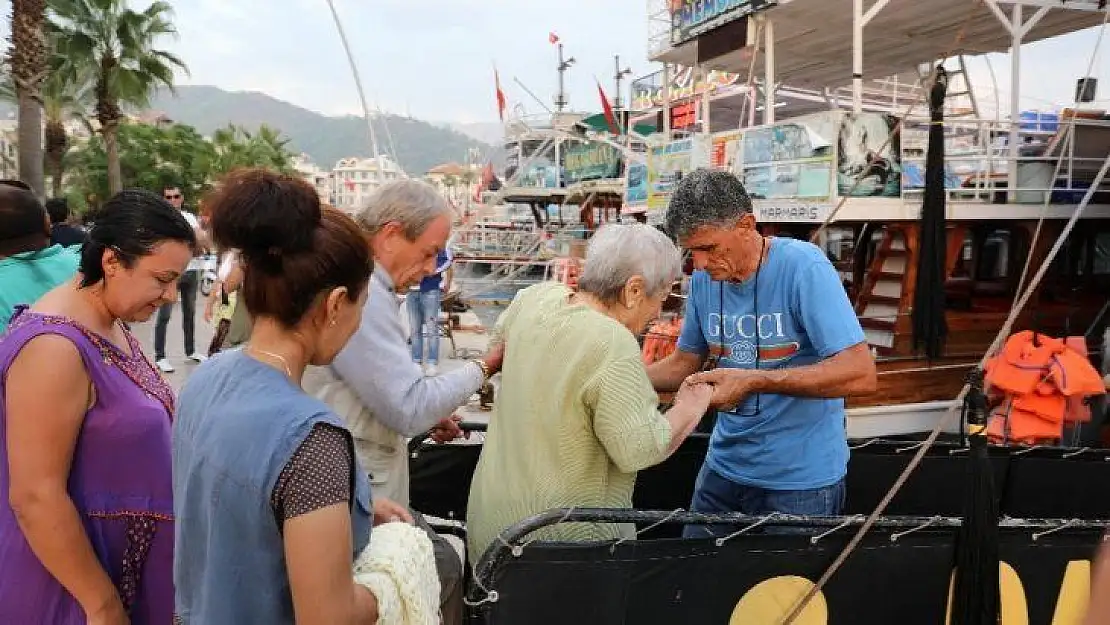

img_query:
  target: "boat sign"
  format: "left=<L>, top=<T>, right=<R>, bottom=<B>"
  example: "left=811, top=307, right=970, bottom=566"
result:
left=671, top=0, right=777, bottom=45
left=754, top=201, right=833, bottom=223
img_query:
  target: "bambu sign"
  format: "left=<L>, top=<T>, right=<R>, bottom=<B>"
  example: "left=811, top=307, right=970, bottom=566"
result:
left=629, top=68, right=741, bottom=112
left=563, top=142, right=622, bottom=184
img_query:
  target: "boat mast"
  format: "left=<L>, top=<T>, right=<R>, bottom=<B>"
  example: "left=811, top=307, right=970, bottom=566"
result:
left=555, top=43, right=575, bottom=112
left=613, top=54, right=631, bottom=110
left=324, top=0, right=387, bottom=185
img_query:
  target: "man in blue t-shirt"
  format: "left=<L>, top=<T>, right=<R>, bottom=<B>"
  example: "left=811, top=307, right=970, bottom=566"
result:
left=647, top=169, right=876, bottom=533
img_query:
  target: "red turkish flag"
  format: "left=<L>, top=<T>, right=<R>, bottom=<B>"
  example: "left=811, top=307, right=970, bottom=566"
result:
left=549, top=31, right=559, bottom=45
left=494, top=67, right=506, bottom=121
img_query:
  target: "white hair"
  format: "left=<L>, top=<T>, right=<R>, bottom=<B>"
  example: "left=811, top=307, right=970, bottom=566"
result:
left=577, top=223, right=682, bottom=304
left=353, top=179, right=452, bottom=239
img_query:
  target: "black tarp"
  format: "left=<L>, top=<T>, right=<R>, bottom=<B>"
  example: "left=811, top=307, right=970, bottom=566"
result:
left=409, top=436, right=1110, bottom=525
left=476, top=525, right=1101, bottom=625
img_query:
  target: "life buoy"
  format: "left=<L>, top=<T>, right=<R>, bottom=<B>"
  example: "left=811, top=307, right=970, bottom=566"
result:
left=984, top=330, right=1105, bottom=445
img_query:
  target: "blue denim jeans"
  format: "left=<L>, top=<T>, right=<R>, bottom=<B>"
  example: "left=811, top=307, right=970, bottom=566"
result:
left=407, top=289, right=442, bottom=365
left=682, top=463, right=846, bottom=538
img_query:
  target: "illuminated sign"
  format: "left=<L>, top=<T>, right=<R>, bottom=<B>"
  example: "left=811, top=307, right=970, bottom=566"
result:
left=670, top=0, right=777, bottom=45
left=630, top=67, right=741, bottom=112
left=670, top=101, right=698, bottom=128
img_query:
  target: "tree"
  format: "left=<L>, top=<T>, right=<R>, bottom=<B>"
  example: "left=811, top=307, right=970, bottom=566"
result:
left=211, top=123, right=295, bottom=176
left=7, top=0, right=47, bottom=195
left=67, top=120, right=214, bottom=208
left=67, top=119, right=297, bottom=209
left=49, top=0, right=187, bottom=194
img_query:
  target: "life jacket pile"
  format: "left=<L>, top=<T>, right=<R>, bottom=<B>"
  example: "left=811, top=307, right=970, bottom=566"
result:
left=642, top=316, right=682, bottom=366
left=984, top=330, right=1106, bottom=445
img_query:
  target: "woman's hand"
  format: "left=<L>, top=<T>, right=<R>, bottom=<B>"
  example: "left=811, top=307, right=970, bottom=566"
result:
left=483, top=340, right=505, bottom=376
left=674, top=379, right=714, bottom=414
left=685, top=368, right=760, bottom=410
left=372, top=497, right=413, bottom=526
left=85, top=597, right=128, bottom=625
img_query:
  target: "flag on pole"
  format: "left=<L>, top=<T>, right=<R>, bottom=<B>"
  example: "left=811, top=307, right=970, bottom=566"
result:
left=494, top=66, right=507, bottom=121
left=596, top=80, right=620, bottom=135
left=549, top=31, right=559, bottom=44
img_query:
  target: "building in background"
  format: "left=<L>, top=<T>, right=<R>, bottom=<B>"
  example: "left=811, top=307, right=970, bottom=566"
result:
left=331, top=155, right=403, bottom=209
left=292, top=153, right=334, bottom=204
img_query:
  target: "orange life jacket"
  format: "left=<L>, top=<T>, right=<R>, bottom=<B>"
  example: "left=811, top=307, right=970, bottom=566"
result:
left=984, top=330, right=1105, bottom=445
left=642, top=317, right=682, bottom=366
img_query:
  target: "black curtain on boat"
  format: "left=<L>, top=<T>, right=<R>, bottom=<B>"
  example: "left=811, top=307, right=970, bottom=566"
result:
left=912, top=66, right=950, bottom=359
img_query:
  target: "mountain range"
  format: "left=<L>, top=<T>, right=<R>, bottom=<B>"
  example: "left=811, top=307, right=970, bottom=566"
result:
left=146, top=85, right=503, bottom=175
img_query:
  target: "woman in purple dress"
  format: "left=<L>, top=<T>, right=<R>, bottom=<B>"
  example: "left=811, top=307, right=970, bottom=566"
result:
left=0, top=189, right=197, bottom=624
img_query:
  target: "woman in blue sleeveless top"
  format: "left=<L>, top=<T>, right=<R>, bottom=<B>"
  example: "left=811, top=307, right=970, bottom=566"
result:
left=173, top=169, right=409, bottom=624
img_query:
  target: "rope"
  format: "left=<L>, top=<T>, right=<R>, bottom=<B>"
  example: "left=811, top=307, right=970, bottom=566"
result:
left=781, top=146, right=1110, bottom=625
left=780, top=3, right=1011, bottom=621
left=807, top=1, right=982, bottom=246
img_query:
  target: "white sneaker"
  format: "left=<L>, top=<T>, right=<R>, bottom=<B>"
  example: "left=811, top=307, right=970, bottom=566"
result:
left=187, top=353, right=207, bottom=363
left=425, top=364, right=439, bottom=376
left=156, top=359, right=175, bottom=373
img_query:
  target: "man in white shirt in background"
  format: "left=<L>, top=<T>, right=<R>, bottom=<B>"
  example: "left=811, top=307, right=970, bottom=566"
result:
left=154, top=185, right=209, bottom=372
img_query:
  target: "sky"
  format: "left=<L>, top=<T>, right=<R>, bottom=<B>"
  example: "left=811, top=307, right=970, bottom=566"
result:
left=19, top=0, right=1110, bottom=124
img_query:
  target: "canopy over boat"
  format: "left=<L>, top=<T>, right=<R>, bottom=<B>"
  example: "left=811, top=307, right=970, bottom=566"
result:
left=655, top=0, right=1108, bottom=91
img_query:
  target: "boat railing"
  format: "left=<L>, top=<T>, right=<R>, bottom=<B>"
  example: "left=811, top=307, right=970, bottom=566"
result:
left=896, top=114, right=1110, bottom=205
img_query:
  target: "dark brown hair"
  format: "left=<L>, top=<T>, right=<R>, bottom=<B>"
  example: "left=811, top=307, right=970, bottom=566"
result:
left=79, top=189, right=196, bottom=286
left=207, top=168, right=372, bottom=327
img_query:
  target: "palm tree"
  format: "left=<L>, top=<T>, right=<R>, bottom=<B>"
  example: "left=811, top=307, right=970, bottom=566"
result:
left=49, top=0, right=187, bottom=194
left=0, top=69, right=91, bottom=197
left=7, top=0, right=47, bottom=195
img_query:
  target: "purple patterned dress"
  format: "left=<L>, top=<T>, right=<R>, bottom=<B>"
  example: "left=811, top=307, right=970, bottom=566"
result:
left=0, top=306, right=175, bottom=624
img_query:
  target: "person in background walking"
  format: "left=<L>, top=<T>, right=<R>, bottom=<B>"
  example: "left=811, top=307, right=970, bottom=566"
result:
left=45, top=198, right=87, bottom=248
left=153, top=185, right=209, bottom=373
left=0, top=182, right=81, bottom=333
left=203, top=249, right=244, bottom=357
left=0, top=189, right=196, bottom=624
left=407, top=247, right=453, bottom=375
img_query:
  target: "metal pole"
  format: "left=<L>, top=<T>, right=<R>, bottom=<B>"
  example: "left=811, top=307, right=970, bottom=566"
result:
left=614, top=54, right=631, bottom=110
left=662, top=63, right=672, bottom=138
left=852, top=0, right=864, bottom=113
left=764, top=17, right=776, bottom=124
left=1008, top=3, right=1022, bottom=203
left=556, top=44, right=568, bottom=112
left=324, top=0, right=386, bottom=185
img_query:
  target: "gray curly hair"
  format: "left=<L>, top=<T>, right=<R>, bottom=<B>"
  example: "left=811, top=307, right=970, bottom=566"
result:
left=665, top=168, right=754, bottom=241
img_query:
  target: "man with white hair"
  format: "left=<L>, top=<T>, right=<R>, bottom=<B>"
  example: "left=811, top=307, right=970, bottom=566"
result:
left=302, top=179, right=502, bottom=625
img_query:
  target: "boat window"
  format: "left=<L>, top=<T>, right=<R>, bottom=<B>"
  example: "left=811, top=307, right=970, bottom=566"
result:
left=976, top=229, right=1013, bottom=281
left=945, top=225, right=1028, bottom=308
left=950, top=233, right=974, bottom=279
left=1092, top=231, right=1110, bottom=275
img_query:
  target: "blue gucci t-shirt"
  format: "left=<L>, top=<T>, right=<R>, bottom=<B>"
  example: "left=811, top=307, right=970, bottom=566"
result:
left=677, top=236, right=866, bottom=490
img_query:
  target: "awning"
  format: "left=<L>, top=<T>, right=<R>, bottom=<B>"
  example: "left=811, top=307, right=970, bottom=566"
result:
left=578, top=112, right=658, bottom=136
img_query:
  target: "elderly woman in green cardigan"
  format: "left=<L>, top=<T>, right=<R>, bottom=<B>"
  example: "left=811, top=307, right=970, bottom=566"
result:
left=466, top=224, right=713, bottom=564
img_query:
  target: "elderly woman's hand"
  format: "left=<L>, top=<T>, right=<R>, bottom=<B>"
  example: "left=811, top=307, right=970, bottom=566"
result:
left=483, top=340, right=505, bottom=376
left=686, top=368, right=761, bottom=410
left=674, top=379, right=714, bottom=413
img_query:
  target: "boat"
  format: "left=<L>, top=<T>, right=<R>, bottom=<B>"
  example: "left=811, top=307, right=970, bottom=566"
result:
left=410, top=2, right=1110, bottom=623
